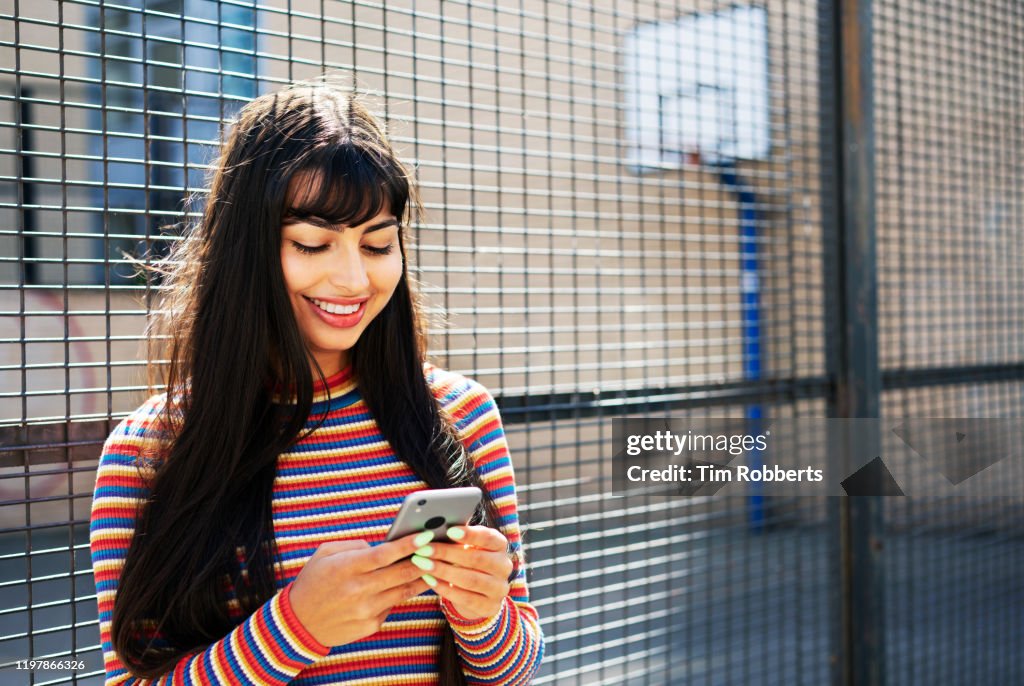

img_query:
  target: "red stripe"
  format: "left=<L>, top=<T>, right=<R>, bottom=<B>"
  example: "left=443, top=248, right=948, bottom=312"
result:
left=273, top=469, right=420, bottom=499
left=481, top=618, right=524, bottom=677
left=228, top=614, right=279, bottom=683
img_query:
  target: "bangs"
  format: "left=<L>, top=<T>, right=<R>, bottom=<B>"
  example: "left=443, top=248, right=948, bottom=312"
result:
left=283, top=144, right=409, bottom=229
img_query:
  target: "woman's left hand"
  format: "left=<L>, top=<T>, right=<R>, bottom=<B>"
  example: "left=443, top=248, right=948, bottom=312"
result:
left=411, top=525, right=514, bottom=622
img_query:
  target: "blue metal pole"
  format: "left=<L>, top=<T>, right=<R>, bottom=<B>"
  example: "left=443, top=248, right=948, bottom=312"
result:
left=717, top=163, right=765, bottom=532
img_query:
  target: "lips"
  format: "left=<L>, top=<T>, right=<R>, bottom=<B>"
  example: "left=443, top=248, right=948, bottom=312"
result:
left=303, top=296, right=367, bottom=328
left=309, top=297, right=362, bottom=315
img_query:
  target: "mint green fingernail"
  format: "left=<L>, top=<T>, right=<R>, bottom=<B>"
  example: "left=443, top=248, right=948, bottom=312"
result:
left=411, top=554, right=434, bottom=571
left=422, top=574, right=437, bottom=587
left=447, top=526, right=465, bottom=541
left=415, top=545, right=434, bottom=557
left=414, top=530, right=435, bottom=547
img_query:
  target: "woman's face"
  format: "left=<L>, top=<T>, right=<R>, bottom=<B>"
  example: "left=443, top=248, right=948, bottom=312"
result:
left=279, top=203, right=404, bottom=377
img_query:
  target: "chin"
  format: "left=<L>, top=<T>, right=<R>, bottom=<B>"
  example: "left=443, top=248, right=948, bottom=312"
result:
left=311, top=334, right=358, bottom=353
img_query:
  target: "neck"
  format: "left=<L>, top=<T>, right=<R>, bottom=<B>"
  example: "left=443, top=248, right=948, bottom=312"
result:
left=311, top=351, right=349, bottom=378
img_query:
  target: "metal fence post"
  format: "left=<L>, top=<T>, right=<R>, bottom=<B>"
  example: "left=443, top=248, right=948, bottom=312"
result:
left=820, top=0, right=886, bottom=684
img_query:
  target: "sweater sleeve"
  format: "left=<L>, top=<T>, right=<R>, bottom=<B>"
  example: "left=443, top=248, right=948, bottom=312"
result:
left=435, top=377, right=545, bottom=685
left=88, top=396, right=331, bottom=685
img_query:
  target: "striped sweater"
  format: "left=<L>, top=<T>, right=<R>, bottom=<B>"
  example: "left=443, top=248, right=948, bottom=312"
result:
left=89, top=362, right=544, bottom=685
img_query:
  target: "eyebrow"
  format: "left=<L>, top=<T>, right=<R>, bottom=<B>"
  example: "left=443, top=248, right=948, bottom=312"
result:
left=283, top=215, right=400, bottom=233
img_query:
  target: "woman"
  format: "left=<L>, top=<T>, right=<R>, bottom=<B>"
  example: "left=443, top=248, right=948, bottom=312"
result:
left=89, top=80, right=544, bottom=685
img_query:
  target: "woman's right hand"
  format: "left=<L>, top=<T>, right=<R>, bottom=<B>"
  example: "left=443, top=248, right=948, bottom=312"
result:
left=287, top=532, right=432, bottom=647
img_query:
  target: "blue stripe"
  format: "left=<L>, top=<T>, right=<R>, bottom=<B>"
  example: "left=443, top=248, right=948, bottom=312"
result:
left=98, top=451, right=142, bottom=463
left=309, top=388, right=362, bottom=414
left=93, top=486, right=149, bottom=499
left=227, top=617, right=292, bottom=683
left=329, top=635, right=438, bottom=654
left=456, top=611, right=505, bottom=653
left=92, top=549, right=132, bottom=564
left=95, top=580, right=119, bottom=593
left=487, top=485, right=514, bottom=500
left=90, top=516, right=138, bottom=529
left=285, top=439, right=392, bottom=456
left=285, top=433, right=385, bottom=454
left=476, top=457, right=507, bottom=477
left=311, top=662, right=435, bottom=680
left=276, top=454, right=403, bottom=475
left=200, top=641, right=216, bottom=684
left=274, top=522, right=393, bottom=544
left=386, top=609, right=444, bottom=621
left=465, top=427, right=503, bottom=454
left=262, top=597, right=320, bottom=665
left=272, top=488, right=409, bottom=508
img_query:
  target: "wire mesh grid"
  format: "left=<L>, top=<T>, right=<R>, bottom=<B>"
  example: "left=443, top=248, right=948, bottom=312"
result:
left=875, top=1, right=1024, bottom=683
left=0, top=0, right=1020, bottom=684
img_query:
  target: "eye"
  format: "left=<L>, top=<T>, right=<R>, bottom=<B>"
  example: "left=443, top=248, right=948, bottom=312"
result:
left=291, top=241, right=329, bottom=255
left=363, top=243, right=395, bottom=256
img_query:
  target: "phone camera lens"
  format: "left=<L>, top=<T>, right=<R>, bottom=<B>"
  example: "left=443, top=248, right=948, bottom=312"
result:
left=417, top=499, right=427, bottom=506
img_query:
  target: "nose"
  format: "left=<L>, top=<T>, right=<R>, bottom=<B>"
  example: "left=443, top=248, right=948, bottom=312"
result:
left=327, top=241, right=370, bottom=293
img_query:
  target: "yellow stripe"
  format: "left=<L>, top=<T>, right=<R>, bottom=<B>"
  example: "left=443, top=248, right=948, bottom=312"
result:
left=225, top=626, right=263, bottom=683
left=248, top=610, right=292, bottom=674
left=342, top=674, right=439, bottom=686
left=211, top=634, right=240, bottom=683
left=444, top=384, right=485, bottom=418
left=315, top=645, right=436, bottom=667
left=187, top=649, right=204, bottom=683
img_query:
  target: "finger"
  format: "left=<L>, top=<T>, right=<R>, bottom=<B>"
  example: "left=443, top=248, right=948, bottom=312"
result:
left=420, top=543, right=514, bottom=580
left=415, top=558, right=510, bottom=599
left=355, top=531, right=436, bottom=572
left=314, top=539, right=370, bottom=560
left=445, top=525, right=509, bottom=553
left=430, top=581, right=503, bottom=622
left=345, top=558, right=425, bottom=612
left=370, top=555, right=437, bottom=593
left=373, top=576, right=431, bottom=614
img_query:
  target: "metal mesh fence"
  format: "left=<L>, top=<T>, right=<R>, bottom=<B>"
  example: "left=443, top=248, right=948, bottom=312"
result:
left=875, top=2, right=1024, bottom=683
left=0, top=0, right=1021, bottom=684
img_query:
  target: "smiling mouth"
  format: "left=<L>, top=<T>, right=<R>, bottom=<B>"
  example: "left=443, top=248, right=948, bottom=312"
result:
left=305, top=297, right=364, bottom=315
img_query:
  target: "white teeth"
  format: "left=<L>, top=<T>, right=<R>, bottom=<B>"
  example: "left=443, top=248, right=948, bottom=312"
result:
left=310, top=298, right=361, bottom=315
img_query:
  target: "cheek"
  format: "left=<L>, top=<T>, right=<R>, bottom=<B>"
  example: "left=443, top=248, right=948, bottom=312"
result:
left=372, top=254, right=405, bottom=295
left=279, top=253, right=315, bottom=329
left=280, top=250, right=311, bottom=298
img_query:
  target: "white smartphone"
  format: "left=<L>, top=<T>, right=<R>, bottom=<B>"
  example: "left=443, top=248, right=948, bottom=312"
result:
left=385, top=487, right=483, bottom=543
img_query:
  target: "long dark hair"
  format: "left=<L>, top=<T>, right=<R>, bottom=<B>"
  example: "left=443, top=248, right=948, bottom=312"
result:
left=114, top=78, right=513, bottom=685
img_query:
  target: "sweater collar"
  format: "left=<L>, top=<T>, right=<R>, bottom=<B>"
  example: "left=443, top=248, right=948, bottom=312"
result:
left=312, top=362, right=356, bottom=402
left=269, top=362, right=356, bottom=405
